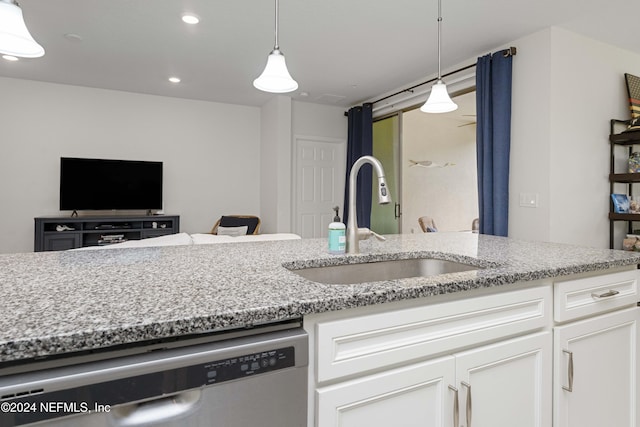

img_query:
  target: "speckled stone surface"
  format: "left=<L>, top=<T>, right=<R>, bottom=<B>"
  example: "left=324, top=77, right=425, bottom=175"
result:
left=1, top=233, right=640, bottom=363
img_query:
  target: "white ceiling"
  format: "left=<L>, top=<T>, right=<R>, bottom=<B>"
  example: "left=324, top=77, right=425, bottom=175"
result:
left=1, top=0, right=637, bottom=108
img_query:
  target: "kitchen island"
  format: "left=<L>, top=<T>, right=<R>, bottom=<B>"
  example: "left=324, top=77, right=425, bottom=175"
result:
left=0, top=232, right=639, bottom=427
left=0, top=232, right=638, bottom=363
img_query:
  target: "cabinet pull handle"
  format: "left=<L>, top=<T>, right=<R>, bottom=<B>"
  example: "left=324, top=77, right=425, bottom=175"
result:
left=448, top=385, right=459, bottom=427
left=461, top=381, right=472, bottom=427
left=562, top=349, right=574, bottom=392
left=591, top=289, right=620, bottom=299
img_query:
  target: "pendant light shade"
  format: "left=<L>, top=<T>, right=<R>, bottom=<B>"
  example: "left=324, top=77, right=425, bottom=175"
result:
left=253, top=48, right=298, bottom=93
left=0, top=0, right=44, bottom=58
left=421, top=0, right=456, bottom=114
left=253, top=0, right=297, bottom=93
left=420, top=80, right=457, bottom=113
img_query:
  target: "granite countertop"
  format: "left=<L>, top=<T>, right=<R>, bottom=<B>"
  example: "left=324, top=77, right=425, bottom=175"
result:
left=1, top=232, right=640, bottom=364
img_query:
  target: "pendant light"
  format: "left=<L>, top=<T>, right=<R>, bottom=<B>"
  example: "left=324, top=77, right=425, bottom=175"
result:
left=420, top=0, right=457, bottom=113
left=253, top=0, right=298, bottom=93
left=0, top=0, right=44, bottom=58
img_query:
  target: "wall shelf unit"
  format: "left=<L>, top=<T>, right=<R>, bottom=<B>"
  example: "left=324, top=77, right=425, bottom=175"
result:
left=34, top=215, right=180, bottom=252
left=609, top=118, right=640, bottom=248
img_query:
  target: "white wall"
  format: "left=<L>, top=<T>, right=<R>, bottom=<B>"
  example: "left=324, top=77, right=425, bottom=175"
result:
left=292, top=100, right=348, bottom=141
left=549, top=27, right=639, bottom=248
left=260, top=95, right=292, bottom=234
left=0, top=77, right=261, bottom=253
left=509, top=27, right=640, bottom=248
left=508, top=29, right=553, bottom=242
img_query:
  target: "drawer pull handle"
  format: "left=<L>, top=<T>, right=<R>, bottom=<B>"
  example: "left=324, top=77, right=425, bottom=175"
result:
left=591, top=289, right=620, bottom=299
left=461, top=381, right=472, bottom=427
left=562, top=349, right=574, bottom=392
left=448, top=385, right=459, bottom=427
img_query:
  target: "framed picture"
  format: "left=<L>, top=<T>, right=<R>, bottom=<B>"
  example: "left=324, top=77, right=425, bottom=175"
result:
left=624, top=73, right=640, bottom=132
left=611, top=193, right=630, bottom=213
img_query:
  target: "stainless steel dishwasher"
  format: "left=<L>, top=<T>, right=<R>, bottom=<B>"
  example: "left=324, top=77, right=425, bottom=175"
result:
left=0, top=323, right=308, bottom=427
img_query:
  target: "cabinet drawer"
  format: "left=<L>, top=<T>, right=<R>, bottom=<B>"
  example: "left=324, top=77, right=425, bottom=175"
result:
left=315, top=285, right=551, bottom=383
left=554, top=269, right=638, bottom=323
left=43, top=233, right=81, bottom=251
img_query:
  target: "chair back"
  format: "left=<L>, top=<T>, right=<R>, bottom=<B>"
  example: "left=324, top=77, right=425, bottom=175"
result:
left=418, top=216, right=438, bottom=232
left=211, top=215, right=261, bottom=235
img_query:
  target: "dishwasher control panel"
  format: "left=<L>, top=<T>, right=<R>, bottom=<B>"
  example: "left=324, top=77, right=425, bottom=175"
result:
left=203, top=346, right=295, bottom=384
left=0, top=345, right=298, bottom=427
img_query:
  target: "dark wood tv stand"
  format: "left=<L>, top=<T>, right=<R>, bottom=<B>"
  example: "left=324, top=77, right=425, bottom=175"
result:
left=34, top=215, right=180, bottom=252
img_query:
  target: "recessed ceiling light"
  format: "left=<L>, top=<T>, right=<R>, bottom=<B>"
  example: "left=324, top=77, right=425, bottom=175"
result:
left=2, top=55, right=19, bottom=61
left=181, top=14, right=200, bottom=24
left=168, top=77, right=181, bottom=83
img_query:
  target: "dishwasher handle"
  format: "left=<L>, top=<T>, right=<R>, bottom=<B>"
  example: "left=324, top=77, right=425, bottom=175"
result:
left=109, top=389, right=202, bottom=427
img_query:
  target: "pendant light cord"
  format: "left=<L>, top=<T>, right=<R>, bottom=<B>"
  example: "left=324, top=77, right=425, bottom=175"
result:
left=274, top=0, right=280, bottom=50
left=437, top=0, right=442, bottom=80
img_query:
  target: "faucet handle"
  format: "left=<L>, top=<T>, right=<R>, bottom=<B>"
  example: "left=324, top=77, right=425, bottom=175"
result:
left=370, top=230, right=387, bottom=241
left=357, top=228, right=387, bottom=242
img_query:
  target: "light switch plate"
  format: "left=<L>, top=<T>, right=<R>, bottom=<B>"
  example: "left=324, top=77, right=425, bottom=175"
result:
left=519, top=193, right=539, bottom=208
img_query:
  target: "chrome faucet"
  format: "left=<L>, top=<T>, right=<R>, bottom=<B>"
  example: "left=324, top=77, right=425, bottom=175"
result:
left=346, top=155, right=392, bottom=254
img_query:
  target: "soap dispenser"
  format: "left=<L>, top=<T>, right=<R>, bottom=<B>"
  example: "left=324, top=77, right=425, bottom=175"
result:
left=328, top=206, right=346, bottom=254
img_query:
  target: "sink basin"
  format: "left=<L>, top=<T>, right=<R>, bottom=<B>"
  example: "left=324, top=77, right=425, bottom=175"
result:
left=289, top=258, right=480, bottom=285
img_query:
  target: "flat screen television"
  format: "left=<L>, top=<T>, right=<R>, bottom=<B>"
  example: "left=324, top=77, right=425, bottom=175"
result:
left=59, top=157, right=163, bottom=211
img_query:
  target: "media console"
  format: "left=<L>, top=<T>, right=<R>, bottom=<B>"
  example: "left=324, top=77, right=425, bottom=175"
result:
left=34, top=215, right=180, bottom=252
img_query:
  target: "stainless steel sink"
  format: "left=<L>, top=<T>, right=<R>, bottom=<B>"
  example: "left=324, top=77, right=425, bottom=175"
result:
left=289, top=258, right=480, bottom=284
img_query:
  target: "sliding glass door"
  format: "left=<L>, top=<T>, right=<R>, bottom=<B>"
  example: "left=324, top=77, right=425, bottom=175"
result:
left=401, top=92, right=478, bottom=234
left=371, top=114, right=401, bottom=234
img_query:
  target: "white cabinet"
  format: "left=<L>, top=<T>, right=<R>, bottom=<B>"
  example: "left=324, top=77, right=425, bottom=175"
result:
left=306, top=267, right=639, bottom=427
left=455, top=332, right=552, bottom=427
left=310, top=283, right=553, bottom=427
left=317, top=356, right=456, bottom=427
left=316, top=332, right=551, bottom=427
left=553, top=307, right=639, bottom=427
left=552, top=269, right=640, bottom=427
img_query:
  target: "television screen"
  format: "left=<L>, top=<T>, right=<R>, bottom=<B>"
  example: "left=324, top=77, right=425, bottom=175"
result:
left=60, top=157, right=163, bottom=211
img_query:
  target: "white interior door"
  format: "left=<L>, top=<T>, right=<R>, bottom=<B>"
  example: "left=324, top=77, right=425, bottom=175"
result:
left=293, top=136, right=346, bottom=238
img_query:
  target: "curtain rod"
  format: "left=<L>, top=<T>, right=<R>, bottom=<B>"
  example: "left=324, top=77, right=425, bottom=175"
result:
left=345, top=46, right=517, bottom=115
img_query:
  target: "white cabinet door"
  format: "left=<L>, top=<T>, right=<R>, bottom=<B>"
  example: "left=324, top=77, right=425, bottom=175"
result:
left=316, top=356, right=456, bottom=427
left=554, top=306, right=639, bottom=427
left=454, top=332, right=552, bottom=427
